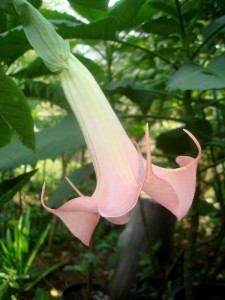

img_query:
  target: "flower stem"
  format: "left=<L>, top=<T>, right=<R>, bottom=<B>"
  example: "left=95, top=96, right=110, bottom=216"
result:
left=183, top=188, right=200, bottom=300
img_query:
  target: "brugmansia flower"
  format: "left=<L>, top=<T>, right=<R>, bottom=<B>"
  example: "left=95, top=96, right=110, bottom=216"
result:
left=12, top=0, right=201, bottom=246
left=41, top=54, right=201, bottom=246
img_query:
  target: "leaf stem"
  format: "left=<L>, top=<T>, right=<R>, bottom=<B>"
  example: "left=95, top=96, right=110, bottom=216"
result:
left=117, top=40, right=175, bottom=67
left=174, top=0, right=189, bottom=59
left=191, top=22, right=225, bottom=60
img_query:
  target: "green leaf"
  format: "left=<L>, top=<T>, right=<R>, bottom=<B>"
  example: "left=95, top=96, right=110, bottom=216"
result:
left=0, top=67, right=35, bottom=151
left=0, top=116, right=12, bottom=148
left=201, top=15, right=225, bottom=38
left=0, top=115, right=85, bottom=171
left=13, top=57, right=51, bottom=78
left=108, top=0, right=145, bottom=30
left=104, top=79, right=164, bottom=113
left=0, top=282, right=9, bottom=299
left=156, top=120, right=211, bottom=155
left=0, top=170, right=37, bottom=208
left=68, top=0, right=108, bottom=21
left=70, top=0, right=109, bottom=11
left=0, top=10, right=7, bottom=33
left=49, top=164, right=93, bottom=208
left=149, top=0, right=177, bottom=18
left=130, top=4, right=158, bottom=28
left=0, top=28, right=30, bottom=64
left=142, top=17, right=178, bottom=35
left=23, top=80, right=71, bottom=111
left=40, top=8, right=83, bottom=25
left=167, top=62, right=225, bottom=91
left=55, top=17, right=117, bottom=40
left=207, top=54, right=225, bottom=81
left=0, top=0, right=17, bottom=16
left=156, top=127, right=196, bottom=156
left=13, top=0, right=70, bottom=72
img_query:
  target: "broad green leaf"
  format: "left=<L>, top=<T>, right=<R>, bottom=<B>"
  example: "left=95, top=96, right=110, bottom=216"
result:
left=0, top=170, right=37, bottom=208
left=23, top=80, right=71, bottom=111
left=13, top=57, right=51, bottom=78
left=0, top=10, right=7, bottom=33
left=207, top=54, right=225, bottom=81
left=109, top=0, right=145, bottom=30
left=142, top=17, right=178, bottom=35
left=0, top=115, right=85, bottom=171
left=55, top=17, right=117, bottom=40
left=201, top=15, right=225, bottom=38
left=41, top=8, right=82, bottom=23
left=149, top=0, right=177, bottom=18
left=13, top=0, right=70, bottom=72
left=14, top=54, right=106, bottom=82
left=0, top=28, right=30, bottom=64
left=0, top=0, right=17, bottom=16
left=167, top=62, right=225, bottom=91
left=0, top=116, right=12, bottom=148
left=70, top=0, right=109, bottom=11
left=130, top=4, right=158, bottom=28
left=157, top=119, right=211, bottom=155
left=49, top=163, right=93, bottom=208
left=104, top=79, right=165, bottom=113
left=68, top=0, right=108, bottom=21
left=156, top=127, right=197, bottom=156
left=0, top=67, right=35, bottom=151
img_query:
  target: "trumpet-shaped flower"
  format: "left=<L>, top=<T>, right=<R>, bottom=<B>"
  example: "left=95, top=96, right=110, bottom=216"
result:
left=41, top=54, right=201, bottom=246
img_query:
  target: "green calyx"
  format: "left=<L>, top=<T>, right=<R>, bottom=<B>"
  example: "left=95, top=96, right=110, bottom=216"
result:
left=13, top=0, right=70, bottom=72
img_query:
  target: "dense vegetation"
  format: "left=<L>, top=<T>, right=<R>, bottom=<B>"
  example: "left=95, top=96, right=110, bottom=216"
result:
left=0, top=0, right=225, bottom=299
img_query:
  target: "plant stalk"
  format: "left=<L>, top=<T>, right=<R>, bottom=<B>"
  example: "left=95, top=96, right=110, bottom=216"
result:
left=183, top=188, right=200, bottom=300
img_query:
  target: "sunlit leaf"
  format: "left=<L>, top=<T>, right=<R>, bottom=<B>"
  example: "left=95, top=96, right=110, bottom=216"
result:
left=109, top=0, right=145, bottom=30
left=167, top=62, right=225, bottom=90
left=0, top=66, right=35, bottom=151
left=70, top=0, right=109, bottom=11
left=68, top=0, right=109, bottom=21
left=0, top=115, right=85, bottom=171
left=55, top=17, right=117, bottom=40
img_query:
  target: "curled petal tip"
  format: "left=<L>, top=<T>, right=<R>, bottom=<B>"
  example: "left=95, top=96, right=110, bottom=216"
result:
left=182, top=129, right=202, bottom=159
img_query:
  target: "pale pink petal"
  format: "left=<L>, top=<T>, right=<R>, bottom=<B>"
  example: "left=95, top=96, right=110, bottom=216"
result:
left=61, top=55, right=146, bottom=220
left=95, top=148, right=145, bottom=219
left=41, top=183, right=100, bottom=246
left=106, top=213, right=130, bottom=225
left=143, top=126, right=201, bottom=220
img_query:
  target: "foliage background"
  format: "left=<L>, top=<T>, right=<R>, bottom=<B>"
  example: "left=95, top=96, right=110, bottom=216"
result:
left=0, top=0, right=225, bottom=299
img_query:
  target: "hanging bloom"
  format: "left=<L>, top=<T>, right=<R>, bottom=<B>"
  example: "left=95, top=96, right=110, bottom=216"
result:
left=12, top=0, right=201, bottom=246
left=41, top=54, right=201, bottom=246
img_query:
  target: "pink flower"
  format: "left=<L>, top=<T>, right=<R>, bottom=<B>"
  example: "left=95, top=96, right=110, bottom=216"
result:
left=41, top=54, right=201, bottom=246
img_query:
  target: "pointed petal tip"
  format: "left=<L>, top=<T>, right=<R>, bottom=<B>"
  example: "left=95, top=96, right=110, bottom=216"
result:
left=182, top=129, right=202, bottom=158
